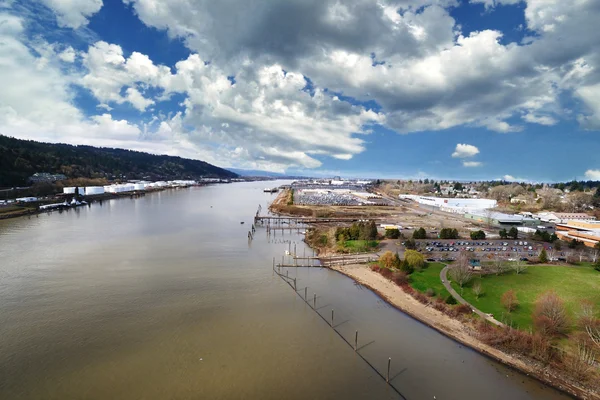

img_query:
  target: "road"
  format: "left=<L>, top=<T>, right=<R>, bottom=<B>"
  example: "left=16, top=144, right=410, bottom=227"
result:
left=440, top=265, right=504, bottom=327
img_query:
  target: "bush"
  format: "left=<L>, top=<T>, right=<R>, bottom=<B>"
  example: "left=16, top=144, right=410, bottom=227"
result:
left=392, top=271, right=409, bottom=286
left=412, top=227, right=427, bottom=239
left=539, top=248, right=548, bottom=263
left=414, top=291, right=430, bottom=305
left=399, top=259, right=414, bottom=274
left=385, top=228, right=401, bottom=239
left=439, top=228, right=459, bottom=239
left=370, top=264, right=380, bottom=272
left=470, top=230, right=486, bottom=240
left=404, top=238, right=417, bottom=250
left=433, top=302, right=447, bottom=313
left=445, top=295, right=457, bottom=305
left=379, top=267, right=393, bottom=279
left=454, top=303, right=472, bottom=315
left=425, top=288, right=436, bottom=297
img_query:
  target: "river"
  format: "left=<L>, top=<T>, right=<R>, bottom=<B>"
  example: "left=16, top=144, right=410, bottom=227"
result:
left=0, top=181, right=571, bottom=399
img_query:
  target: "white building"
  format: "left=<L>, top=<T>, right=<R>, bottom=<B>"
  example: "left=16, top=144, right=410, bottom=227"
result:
left=535, top=212, right=596, bottom=224
left=84, top=186, right=105, bottom=195
left=63, top=187, right=84, bottom=195
left=400, top=195, right=497, bottom=210
left=16, top=197, right=37, bottom=203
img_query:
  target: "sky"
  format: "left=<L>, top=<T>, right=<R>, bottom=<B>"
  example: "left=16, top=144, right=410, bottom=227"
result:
left=0, top=0, right=599, bottom=182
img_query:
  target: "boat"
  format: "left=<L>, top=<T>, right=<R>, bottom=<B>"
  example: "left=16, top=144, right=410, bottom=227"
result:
left=263, top=188, right=279, bottom=193
left=240, top=221, right=245, bottom=224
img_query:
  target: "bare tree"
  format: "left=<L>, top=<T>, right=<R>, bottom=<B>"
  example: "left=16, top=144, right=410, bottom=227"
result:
left=578, top=249, right=586, bottom=263
left=547, top=248, right=556, bottom=263
left=591, top=249, right=600, bottom=264
left=489, top=258, right=508, bottom=276
left=501, top=290, right=519, bottom=312
left=533, top=291, right=570, bottom=335
left=565, top=338, right=597, bottom=380
left=448, top=252, right=473, bottom=288
left=511, top=257, right=528, bottom=275
left=472, top=281, right=484, bottom=299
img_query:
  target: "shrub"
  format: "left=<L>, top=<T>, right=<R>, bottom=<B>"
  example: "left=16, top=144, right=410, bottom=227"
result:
left=385, top=228, right=401, bottom=239
left=470, top=230, right=486, bottom=240
left=533, top=291, right=570, bottom=336
left=414, top=291, right=430, bottom=305
left=455, top=304, right=472, bottom=315
left=433, top=302, right=447, bottom=313
left=412, top=227, right=427, bottom=239
left=392, top=271, right=409, bottom=286
left=425, top=288, right=435, bottom=297
left=539, top=248, right=548, bottom=263
left=380, top=267, right=393, bottom=279
left=370, top=264, right=380, bottom=272
left=445, top=295, right=457, bottom=305
left=379, top=251, right=397, bottom=269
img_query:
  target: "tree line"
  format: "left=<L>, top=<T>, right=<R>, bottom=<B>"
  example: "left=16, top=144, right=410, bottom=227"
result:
left=0, top=135, right=237, bottom=187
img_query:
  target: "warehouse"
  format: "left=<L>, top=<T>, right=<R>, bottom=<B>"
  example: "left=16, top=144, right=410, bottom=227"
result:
left=84, top=186, right=105, bottom=195
left=400, top=195, right=497, bottom=209
left=555, top=220, right=600, bottom=248
left=464, top=211, right=539, bottom=226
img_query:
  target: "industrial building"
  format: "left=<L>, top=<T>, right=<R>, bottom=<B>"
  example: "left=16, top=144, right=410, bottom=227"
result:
left=536, top=212, right=596, bottom=224
left=399, top=195, right=497, bottom=210
left=464, top=211, right=539, bottom=226
left=555, top=220, right=600, bottom=248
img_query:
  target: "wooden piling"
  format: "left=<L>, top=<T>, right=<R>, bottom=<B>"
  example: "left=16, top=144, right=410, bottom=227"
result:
left=305, top=287, right=307, bottom=300
left=313, top=293, right=316, bottom=309
left=331, top=309, right=334, bottom=327
left=387, top=357, right=391, bottom=383
left=355, top=331, right=358, bottom=351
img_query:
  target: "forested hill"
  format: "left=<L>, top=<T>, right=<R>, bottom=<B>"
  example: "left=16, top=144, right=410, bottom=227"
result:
left=0, top=135, right=237, bottom=187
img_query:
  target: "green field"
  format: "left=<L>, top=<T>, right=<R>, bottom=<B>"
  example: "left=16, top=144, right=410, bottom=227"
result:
left=410, top=262, right=450, bottom=299
left=451, top=264, right=600, bottom=329
left=338, top=240, right=379, bottom=253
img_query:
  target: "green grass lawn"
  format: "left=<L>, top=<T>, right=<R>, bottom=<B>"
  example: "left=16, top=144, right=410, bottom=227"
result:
left=339, top=240, right=379, bottom=253
left=450, top=264, right=600, bottom=329
left=410, top=262, right=450, bottom=299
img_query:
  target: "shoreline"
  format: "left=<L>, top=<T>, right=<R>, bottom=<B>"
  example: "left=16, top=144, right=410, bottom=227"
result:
left=327, top=262, right=597, bottom=400
left=0, top=184, right=223, bottom=221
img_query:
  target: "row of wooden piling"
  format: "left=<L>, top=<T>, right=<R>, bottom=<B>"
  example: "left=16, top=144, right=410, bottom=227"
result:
left=272, top=259, right=406, bottom=399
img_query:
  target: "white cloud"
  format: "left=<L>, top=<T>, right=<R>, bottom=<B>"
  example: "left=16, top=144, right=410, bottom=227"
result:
left=462, top=161, right=482, bottom=167
left=522, top=113, right=557, bottom=126
left=452, top=143, right=480, bottom=158
left=40, top=0, right=103, bottom=29
left=58, top=46, right=76, bottom=62
left=584, top=170, right=600, bottom=181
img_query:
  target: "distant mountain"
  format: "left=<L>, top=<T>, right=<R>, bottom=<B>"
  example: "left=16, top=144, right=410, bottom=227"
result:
left=0, top=135, right=238, bottom=187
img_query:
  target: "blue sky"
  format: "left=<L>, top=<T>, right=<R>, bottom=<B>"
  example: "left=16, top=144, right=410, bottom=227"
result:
left=0, top=0, right=599, bottom=182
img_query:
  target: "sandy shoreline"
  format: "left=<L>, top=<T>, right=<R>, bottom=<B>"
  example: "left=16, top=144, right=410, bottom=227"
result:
left=328, top=263, right=598, bottom=400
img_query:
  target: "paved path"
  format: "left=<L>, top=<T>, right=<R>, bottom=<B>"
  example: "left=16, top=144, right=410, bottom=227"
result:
left=440, top=266, right=505, bottom=327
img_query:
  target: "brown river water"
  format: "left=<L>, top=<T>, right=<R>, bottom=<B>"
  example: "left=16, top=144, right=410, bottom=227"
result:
left=0, top=181, right=572, bottom=399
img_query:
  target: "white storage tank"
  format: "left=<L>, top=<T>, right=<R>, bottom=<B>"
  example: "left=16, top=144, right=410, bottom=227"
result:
left=84, top=186, right=105, bottom=195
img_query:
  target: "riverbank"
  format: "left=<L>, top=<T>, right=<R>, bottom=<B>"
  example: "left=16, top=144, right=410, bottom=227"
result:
left=328, top=263, right=599, bottom=400
left=0, top=184, right=223, bottom=221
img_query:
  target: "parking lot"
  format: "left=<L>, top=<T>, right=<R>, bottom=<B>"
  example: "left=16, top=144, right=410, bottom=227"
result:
left=405, top=239, right=567, bottom=262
